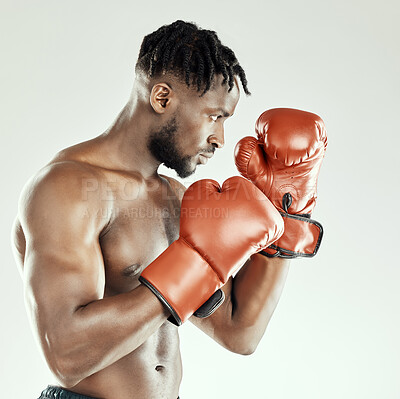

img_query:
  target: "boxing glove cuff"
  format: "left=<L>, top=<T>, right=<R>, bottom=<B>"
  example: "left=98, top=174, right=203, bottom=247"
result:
left=139, top=238, right=224, bottom=326
left=260, top=213, right=323, bottom=258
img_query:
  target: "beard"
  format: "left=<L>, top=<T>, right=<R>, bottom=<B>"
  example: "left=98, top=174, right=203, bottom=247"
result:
left=148, top=116, right=197, bottom=178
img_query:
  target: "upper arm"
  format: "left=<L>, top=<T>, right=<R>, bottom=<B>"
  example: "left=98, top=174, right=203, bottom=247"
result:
left=19, top=163, right=110, bottom=344
left=11, top=216, right=26, bottom=276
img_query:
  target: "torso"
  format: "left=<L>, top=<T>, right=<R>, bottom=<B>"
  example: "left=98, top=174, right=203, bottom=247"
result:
left=13, top=139, right=184, bottom=399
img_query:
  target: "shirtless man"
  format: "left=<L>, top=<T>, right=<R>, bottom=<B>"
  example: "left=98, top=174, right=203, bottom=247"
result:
left=12, top=21, right=294, bottom=399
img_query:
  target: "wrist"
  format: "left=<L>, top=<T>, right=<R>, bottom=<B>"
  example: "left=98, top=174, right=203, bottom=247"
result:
left=139, top=238, right=221, bottom=325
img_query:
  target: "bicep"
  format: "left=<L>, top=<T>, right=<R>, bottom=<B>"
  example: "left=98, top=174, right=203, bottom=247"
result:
left=20, top=165, right=108, bottom=334
left=22, top=227, right=105, bottom=374
left=24, top=234, right=105, bottom=318
left=11, top=217, right=26, bottom=276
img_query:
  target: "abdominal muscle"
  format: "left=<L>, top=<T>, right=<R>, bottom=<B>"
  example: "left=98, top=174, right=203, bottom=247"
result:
left=68, top=320, right=182, bottom=399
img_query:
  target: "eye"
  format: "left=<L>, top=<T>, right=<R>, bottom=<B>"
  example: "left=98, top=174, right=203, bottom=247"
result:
left=210, top=115, right=221, bottom=122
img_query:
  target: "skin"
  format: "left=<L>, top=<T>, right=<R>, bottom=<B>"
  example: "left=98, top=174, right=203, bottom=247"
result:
left=11, top=72, right=290, bottom=399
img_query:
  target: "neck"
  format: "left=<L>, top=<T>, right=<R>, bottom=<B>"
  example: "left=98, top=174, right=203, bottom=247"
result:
left=99, top=92, right=161, bottom=179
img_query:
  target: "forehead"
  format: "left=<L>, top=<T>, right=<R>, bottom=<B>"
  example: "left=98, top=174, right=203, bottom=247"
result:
left=185, top=74, right=240, bottom=114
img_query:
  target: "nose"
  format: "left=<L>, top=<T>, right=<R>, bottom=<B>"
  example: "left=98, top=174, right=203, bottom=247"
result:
left=208, top=125, right=225, bottom=149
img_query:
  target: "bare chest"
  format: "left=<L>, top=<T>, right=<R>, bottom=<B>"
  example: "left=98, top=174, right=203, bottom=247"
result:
left=99, top=177, right=181, bottom=296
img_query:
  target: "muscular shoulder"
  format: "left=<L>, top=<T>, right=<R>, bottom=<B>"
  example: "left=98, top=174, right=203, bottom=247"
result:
left=160, top=174, right=187, bottom=202
left=18, top=161, right=111, bottom=237
left=20, top=160, right=103, bottom=205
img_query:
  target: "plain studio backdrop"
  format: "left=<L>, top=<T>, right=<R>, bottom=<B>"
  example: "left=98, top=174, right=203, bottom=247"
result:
left=1, top=1, right=399, bottom=398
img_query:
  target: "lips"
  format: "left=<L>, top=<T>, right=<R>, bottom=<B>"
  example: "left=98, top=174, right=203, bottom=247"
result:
left=198, top=154, right=210, bottom=165
left=200, top=152, right=214, bottom=159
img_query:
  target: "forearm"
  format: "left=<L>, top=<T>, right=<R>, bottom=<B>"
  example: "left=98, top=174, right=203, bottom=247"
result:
left=42, top=284, right=169, bottom=386
left=229, top=253, right=290, bottom=352
left=192, top=253, right=290, bottom=355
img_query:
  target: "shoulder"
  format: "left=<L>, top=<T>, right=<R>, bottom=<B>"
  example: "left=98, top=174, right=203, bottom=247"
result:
left=160, top=174, right=187, bottom=202
left=20, top=160, right=103, bottom=203
left=18, top=161, right=111, bottom=233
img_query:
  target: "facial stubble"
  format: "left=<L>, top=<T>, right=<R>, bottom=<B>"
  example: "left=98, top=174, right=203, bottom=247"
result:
left=148, top=116, right=197, bottom=179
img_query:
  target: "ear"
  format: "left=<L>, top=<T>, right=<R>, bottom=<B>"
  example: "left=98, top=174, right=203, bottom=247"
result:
left=150, top=83, right=175, bottom=114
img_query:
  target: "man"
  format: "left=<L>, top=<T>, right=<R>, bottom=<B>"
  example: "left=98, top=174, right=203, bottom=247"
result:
left=12, top=21, right=293, bottom=399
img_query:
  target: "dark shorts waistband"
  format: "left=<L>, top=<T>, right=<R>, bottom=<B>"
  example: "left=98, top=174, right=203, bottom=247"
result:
left=38, top=386, right=98, bottom=399
left=38, top=385, right=180, bottom=399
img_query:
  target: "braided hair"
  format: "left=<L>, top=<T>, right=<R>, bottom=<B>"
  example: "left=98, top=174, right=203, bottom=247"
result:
left=135, top=20, right=250, bottom=95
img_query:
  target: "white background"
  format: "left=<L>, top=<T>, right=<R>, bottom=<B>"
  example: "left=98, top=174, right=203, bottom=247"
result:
left=1, top=0, right=399, bottom=398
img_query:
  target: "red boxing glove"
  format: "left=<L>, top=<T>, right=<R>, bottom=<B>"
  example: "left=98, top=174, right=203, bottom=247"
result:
left=235, top=108, right=327, bottom=258
left=140, top=176, right=284, bottom=325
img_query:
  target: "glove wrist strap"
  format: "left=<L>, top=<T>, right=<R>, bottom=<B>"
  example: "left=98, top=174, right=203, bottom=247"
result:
left=139, top=238, right=223, bottom=326
left=260, top=213, right=323, bottom=259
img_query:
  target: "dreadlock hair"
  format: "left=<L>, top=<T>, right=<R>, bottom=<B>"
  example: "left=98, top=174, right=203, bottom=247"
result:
left=135, top=20, right=250, bottom=96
